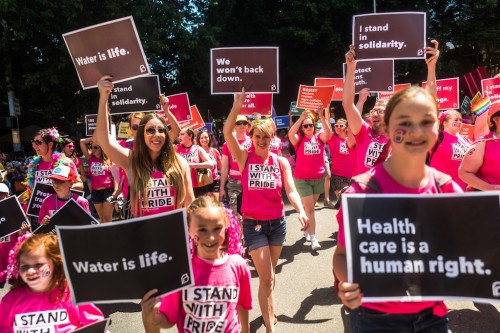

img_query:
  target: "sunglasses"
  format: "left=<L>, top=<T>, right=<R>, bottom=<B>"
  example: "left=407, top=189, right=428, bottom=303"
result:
left=91, top=146, right=100, bottom=150
left=235, top=121, right=248, bottom=126
left=302, top=124, right=314, bottom=129
left=335, top=124, right=346, bottom=128
left=65, top=144, right=75, bottom=148
left=131, top=124, right=140, bottom=130
left=145, top=127, right=167, bottom=135
left=31, top=139, right=44, bottom=146
left=51, top=178, right=68, bottom=184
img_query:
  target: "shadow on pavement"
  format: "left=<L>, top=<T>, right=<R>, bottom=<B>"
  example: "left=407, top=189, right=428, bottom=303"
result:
left=97, top=302, right=141, bottom=317
left=448, top=302, right=500, bottom=333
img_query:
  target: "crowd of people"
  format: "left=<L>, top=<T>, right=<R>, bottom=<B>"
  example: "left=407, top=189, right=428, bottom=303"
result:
left=0, top=40, right=499, bottom=333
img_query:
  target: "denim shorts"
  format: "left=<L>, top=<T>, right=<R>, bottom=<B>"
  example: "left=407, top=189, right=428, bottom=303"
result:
left=243, top=217, right=286, bottom=251
left=91, top=188, right=115, bottom=204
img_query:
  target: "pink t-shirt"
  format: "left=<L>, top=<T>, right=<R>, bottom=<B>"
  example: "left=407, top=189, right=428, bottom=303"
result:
left=430, top=131, right=470, bottom=190
left=205, top=147, right=221, bottom=181
left=328, top=135, right=352, bottom=178
left=222, top=138, right=251, bottom=181
left=0, top=286, right=103, bottom=333
left=241, top=151, right=283, bottom=220
left=159, top=253, right=252, bottom=333
left=293, top=133, right=325, bottom=180
left=475, top=133, right=500, bottom=186
left=269, top=136, right=282, bottom=155
left=87, top=157, right=113, bottom=190
left=0, top=234, right=18, bottom=283
left=354, top=122, right=389, bottom=175
left=137, top=171, right=176, bottom=216
left=39, top=193, right=90, bottom=219
left=176, top=144, right=204, bottom=188
left=118, top=139, right=135, bottom=199
left=336, top=164, right=462, bottom=315
left=34, top=160, right=55, bottom=186
left=280, top=137, right=291, bottom=153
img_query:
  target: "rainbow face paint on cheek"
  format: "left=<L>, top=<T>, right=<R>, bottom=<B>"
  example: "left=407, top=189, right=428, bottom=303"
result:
left=41, top=265, right=50, bottom=277
left=393, top=129, right=406, bottom=143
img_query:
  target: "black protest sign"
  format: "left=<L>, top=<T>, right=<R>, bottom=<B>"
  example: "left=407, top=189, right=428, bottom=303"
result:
left=34, top=198, right=98, bottom=235
left=353, top=12, right=426, bottom=60
left=85, top=114, right=112, bottom=136
left=73, top=318, right=110, bottom=333
left=343, top=60, right=394, bottom=93
left=63, top=16, right=150, bottom=89
left=27, top=183, right=84, bottom=218
left=343, top=192, right=500, bottom=302
left=211, top=47, right=279, bottom=94
left=109, top=75, right=161, bottom=114
left=57, top=209, right=194, bottom=304
left=0, top=196, right=29, bottom=238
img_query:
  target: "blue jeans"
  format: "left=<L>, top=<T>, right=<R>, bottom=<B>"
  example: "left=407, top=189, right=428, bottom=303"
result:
left=350, top=306, right=449, bottom=333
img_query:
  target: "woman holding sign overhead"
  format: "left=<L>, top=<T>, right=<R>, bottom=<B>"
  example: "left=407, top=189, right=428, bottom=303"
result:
left=333, top=44, right=463, bottom=332
left=223, top=90, right=308, bottom=332
left=95, top=76, right=194, bottom=217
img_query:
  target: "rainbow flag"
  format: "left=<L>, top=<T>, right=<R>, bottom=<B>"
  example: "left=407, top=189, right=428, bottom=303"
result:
left=471, top=96, right=491, bottom=115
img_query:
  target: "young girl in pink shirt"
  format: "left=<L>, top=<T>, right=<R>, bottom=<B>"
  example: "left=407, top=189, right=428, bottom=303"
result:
left=141, top=195, right=252, bottom=333
left=0, top=234, right=104, bottom=332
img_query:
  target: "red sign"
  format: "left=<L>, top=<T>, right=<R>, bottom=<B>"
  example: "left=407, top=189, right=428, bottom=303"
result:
left=459, top=124, right=475, bottom=142
left=166, top=93, right=192, bottom=122
left=378, top=83, right=411, bottom=100
left=296, top=85, right=335, bottom=109
left=239, top=93, right=273, bottom=116
left=481, top=77, right=500, bottom=103
left=181, top=105, right=206, bottom=130
left=422, top=78, right=459, bottom=110
left=315, top=78, right=344, bottom=101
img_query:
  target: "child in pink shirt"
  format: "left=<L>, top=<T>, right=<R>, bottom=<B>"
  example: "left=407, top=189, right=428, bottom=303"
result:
left=141, top=196, right=252, bottom=333
left=0, top=234, right=104, bottom=332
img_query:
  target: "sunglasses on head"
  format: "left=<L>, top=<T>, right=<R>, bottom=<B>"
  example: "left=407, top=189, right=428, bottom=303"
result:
left=51, top=178, right=68, bottom=184
left=302, top=123, right=314, bottom=129
left=31, top=139, right=44, bottom=146
left=335, top=124, right=346, bottom=128
left=131, top=124, right=140, bottom=130
left=145, top=126, right=167, bottom=135
left=235, top=121, right=248, bottom=126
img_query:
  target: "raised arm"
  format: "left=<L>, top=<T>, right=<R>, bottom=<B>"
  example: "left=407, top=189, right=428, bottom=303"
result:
left=342, top=45, right=363, bottom=135
left=96, top=76, right=131, bottom=171
left=318, top=107, right=333, bottom=143
left=79, top=137, right=92, bottom=160
left=288, top=111, right=307, bottom=145
left=473, top=111, right=489, bottom=140
left=424, top=39, right=440, bottom=97
left=159, top=94, right=181, bottom=142
left=222, top=90, right=248, bottom=169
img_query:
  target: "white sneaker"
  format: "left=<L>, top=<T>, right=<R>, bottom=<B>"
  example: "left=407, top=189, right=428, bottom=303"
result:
left=311, top=238, right=321, bottom=250
left=303, top=231, right=311, bottom=242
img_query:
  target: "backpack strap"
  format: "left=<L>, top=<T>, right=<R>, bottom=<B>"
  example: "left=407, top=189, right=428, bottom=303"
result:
left=352, top=172, right=381, bottom=193
left=431, top=169, right=452, bottom=193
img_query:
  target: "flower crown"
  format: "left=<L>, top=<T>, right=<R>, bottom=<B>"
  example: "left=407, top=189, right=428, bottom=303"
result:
left=46, top=127, right=60, bottom=142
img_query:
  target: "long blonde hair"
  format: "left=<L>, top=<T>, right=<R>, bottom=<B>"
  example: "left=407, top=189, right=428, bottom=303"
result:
left=129, top=113, right=186, bottom=215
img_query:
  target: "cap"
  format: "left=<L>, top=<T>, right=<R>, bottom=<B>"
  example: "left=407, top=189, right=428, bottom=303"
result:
left=48, top=165, right=76, bottom=181
left=489, top=100, right=500, bottom=117
left=0, top=183, right=9, bottom=193
left=235, top=115, right=250, bottom=124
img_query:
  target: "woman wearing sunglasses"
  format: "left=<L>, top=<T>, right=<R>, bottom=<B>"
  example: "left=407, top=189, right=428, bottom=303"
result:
left=59, top=137, right=85, bottom=182
left=288, top=109, right=332, bottom=251
left=95, top=76, right=194, bottom=217
left=327, top=119, right=353, bottom=203
left=224, top=90, right=308, bottom=332
left=196, top=129, right=222, bottom=200
left=79, top=137, right=117, bottom=223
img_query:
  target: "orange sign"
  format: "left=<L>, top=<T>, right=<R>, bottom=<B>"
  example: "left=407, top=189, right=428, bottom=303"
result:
left=378, top=83, right=411, bottom=100
left=459, top=124, right=474, bottom=142
left=180, top=105, right=205, bottom=130
left=315, top=78, right=344, bottom=101
left=296, top=85, right=335, bottom=109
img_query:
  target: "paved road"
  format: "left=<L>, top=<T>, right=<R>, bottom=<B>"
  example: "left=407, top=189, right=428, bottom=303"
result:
left=2, top=200, right=499, bottom=332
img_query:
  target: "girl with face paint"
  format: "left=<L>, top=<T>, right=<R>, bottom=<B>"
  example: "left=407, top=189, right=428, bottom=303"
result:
left=333, top=86, right=463, bottom=333
left=0, top=234, right=104, bottom=332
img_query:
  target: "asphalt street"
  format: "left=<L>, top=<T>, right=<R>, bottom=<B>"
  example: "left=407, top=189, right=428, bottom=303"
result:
left=1, top=199, right=499, bottom=332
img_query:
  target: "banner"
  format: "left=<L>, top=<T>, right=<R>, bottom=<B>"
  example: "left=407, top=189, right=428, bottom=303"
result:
left=462, top=67, right=488, bottom=98
left=482, top=77, right=500, bottom=103
left=315, top=78, right=344, bottom=101
left=239, top=93, right=273, bottom=116
left=296, top=85, right=335, bottom=109
left=422, top=78, right=459, bottom=110
left=211, top=47, right=279, bottom=94
left=352, top=12, right=426, bottom=60
left=461, top=96, right=471, bottom=114
left=199, top=122, right=213, bottom=133
left=343, top=60, right=394, bottom=93
left=378, top=83, right=411, bottom=100
left=63, top=16, right=150, bottom=89
left=73, top=318, right=110, bottom=333
left=57, top=209, right=194, bottom=304
left=343, top=192, right=500, bottom=302
left=274, top=116, right=290, bottom=129
left=0, top=196, right=29, bottom=239
left=34, top=199, right=98, bottom=234
left=26, top=183, right=84, bottom=218
left=108, top=75, right=161, bottom=114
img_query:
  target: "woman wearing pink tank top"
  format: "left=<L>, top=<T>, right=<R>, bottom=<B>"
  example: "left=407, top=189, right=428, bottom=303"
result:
left=224, top=90, right=308, bottom=332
